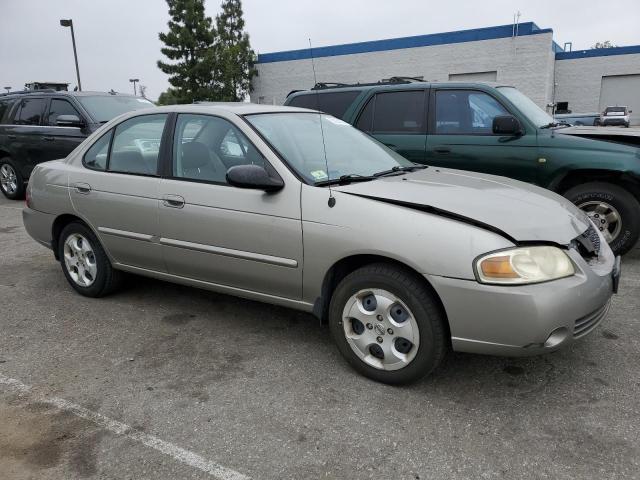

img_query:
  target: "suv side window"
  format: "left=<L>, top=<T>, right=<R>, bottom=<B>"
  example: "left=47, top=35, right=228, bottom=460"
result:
left=288, top=91, right=361, bottom=119
left=48, top=99, right=82, bottom=126
left=108, top=114, right=168, bottom=175
left=16, top=98, right=47, bottom=125
left=435, top=90, right=509, bottom=135
left=0, top=98, right=18, bottom=124
left=173, top=114, right=265, bottom=184
left=368, top=91, right=427, bottom=134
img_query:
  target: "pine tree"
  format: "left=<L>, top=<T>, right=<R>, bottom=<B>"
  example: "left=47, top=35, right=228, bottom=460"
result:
left=213, top=0, right=257, bottom=101
left=158, top=0, right=217, bottom=103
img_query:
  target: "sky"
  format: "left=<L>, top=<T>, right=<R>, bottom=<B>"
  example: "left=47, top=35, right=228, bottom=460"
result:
left=1, top=0, right=639, bottom=101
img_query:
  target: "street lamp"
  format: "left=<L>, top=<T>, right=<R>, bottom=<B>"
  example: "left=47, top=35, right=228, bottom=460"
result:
left=129, top=78, right=140, bottom=96
left=3, top=87, right=10, bottom=93
left=59, top=19, right=82, bottom=91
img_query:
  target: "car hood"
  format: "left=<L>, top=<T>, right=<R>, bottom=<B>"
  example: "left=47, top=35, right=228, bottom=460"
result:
left=334, top=168, right=590, bottom=245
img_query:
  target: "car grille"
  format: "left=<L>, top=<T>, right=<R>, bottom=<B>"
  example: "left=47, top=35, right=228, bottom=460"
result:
left=573, top=301, right=610, bottom=338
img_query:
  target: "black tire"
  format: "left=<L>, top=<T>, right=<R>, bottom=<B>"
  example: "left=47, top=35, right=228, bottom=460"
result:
left=0, top=157, right=25, bottom=200
left=328, top=263, right=447, bottom=385
left=58, top=222, right=124, bottom=297
left=563, top=182, right=640, bottom=255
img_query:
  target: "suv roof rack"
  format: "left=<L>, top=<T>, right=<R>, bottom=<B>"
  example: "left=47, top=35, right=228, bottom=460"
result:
left=0, top=89, right=58, bottom=97
left=309, top=76, right=425, bottom=91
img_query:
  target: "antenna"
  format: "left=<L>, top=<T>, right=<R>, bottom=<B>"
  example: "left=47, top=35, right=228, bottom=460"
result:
left=309, top=38, right=335, bottom=208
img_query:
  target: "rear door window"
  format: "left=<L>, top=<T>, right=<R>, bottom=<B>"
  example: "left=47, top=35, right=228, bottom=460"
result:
left=371, top=91, right=426, bottom=134
left=16, top=98, right=47, bottom=125
left=0, top=98, right=18, bottom=123
left=288, top=91, right=361, bottom=119
left=108, top=114, right=168, bottom=175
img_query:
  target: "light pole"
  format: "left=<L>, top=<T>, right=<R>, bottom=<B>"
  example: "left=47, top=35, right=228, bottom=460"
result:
left=129, top=78, right=140, bottom=96
left=3, top=87, right=10, bottom=93
left=59, top=19, right=82, bottom=91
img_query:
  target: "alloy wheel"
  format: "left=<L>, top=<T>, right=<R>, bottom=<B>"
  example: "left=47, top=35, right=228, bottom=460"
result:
left=0, top=164, right=18, bottom=195
left=342, top=288, right=420, bottom=371
left=63, top=233, right=98, bottom=287
left=577, top=201, right=622, bottom=243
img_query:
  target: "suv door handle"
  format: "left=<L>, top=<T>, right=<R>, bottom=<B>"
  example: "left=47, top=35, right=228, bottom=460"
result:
left=43, top=136, right=55, bottom=141
left=433, top=147, right=451, bottom=154
left=7, top=135, right=16, bottom=140
left=72, top=182, right=92, bottom=194
left=162, top=195, right=185, bottom=209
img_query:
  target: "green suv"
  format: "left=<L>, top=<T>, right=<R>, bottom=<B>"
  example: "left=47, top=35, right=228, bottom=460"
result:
left=285, top=80, right=640, bottom=255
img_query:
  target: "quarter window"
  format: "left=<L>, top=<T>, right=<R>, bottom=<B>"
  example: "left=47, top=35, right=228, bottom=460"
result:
left=83, top=131, right=112, bottom=171
left=371, top=91, right=426, bottom=134
left=172, top=114, right=265, bottom=184
left=108, top=114, right=167, bottom=175
left=435, top=90, right=509, bottom=134
left=48, top=99, right=82, bottom=126
left=16, top=98, right=47, bottom=125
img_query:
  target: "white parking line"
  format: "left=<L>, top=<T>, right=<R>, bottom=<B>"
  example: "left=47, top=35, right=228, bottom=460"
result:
left=0, top=205, right=23, bottom=210
left=0, top=373, right=251, bottom=480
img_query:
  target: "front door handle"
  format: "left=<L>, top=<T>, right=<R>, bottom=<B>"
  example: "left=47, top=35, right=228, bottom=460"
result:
left=43, top=136, right=55, bottom=141
left=162, top=195, right=185, bottom=209
left=433, top=147, right=451, bottom=154
left=7, top=135, right=16, bottom=140
left=72, top=182, right=91, bottom=194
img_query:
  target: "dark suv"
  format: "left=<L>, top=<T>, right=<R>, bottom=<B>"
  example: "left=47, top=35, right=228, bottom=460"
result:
left=285, top=80, right=640, bottom=255
left=0, top=90, right=154, bottom=199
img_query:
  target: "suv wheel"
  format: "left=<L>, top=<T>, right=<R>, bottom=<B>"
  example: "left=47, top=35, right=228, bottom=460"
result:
left=564, top=182, right=640, bottom=255
left=0, top=158, right=25, bottom=200
left=329, top=263, right=447, bottom=385
left=58, top=222, right=124, bottom=297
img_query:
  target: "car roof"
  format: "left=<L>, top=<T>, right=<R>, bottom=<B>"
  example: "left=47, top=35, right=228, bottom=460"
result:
left=287, top=81, right=513, bottom=98
left=150, top=103, right=318, bottom=116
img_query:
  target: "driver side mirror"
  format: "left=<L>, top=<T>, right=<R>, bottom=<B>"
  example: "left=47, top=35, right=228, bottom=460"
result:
left=226, top=164, right=284, bottom=192
left=492, top=115, right=522, bottom=136
left=56, top=114, right=84, bottom=128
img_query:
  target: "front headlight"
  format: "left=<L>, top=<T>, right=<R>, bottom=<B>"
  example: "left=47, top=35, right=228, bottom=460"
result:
left=475, top=246, right=575, bottom=285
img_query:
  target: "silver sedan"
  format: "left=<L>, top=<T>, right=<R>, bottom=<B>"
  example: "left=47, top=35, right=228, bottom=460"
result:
left=23, top=104, right=620, bottom=384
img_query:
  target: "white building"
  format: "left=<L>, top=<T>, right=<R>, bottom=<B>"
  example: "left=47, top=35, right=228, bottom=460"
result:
left=251, top=22, right=640, bottom=125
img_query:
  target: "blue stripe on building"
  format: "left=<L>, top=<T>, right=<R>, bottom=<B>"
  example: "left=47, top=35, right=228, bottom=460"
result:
left=257, top=22, right=552, bottom=64
left=556, top=45, right=640, bottom=60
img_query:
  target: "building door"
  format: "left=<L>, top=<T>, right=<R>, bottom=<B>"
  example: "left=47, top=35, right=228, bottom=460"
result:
left=599, top=74, right=640, bottom=125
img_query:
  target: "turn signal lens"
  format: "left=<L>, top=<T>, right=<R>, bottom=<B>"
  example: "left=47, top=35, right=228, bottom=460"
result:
left=476, top=246, right=574, bottom=285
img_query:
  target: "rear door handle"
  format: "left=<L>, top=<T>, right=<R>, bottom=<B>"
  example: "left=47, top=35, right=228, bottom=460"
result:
left=7, top=135, right=16, bottom=140
left=433, top=147, right=451, bottom=154
left=162, top=195, right=185, bottom=209
left=72, top=182, right=91, bottom=194
left=43, top=136, right=55, bottom=141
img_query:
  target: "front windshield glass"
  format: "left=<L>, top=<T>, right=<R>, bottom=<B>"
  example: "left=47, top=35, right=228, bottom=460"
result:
left=245, top=113, right=413, bottom=184
left=78, top=96, right=155, bottom=123
left=497, top=86, right=554, bottom=128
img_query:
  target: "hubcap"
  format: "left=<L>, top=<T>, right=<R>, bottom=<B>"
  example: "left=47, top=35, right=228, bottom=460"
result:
left=342, top=289, right=420, bottom=371
left=577, top=201, right=622, bottom=244
left=0, top=164, right=18, bottom=194
left=63, top=234, right=97, bottom=287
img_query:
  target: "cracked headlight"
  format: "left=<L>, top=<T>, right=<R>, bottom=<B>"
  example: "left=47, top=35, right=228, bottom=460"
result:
left=475, top=246, right=575, bottom=285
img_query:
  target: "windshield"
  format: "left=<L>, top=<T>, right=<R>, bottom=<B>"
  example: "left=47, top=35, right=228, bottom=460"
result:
left=245, top=113, right=413, bottom=184
left=78, top=96, right=155, bottom=123
left=497, top=86, right=554, bottom=128
left=605, top=107, right=626, bottom=114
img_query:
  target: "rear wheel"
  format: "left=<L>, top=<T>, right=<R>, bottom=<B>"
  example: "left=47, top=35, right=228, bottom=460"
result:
left=0, top=158, right=25, bottom=200
left=58, top=222, right=124, bottom=297
left=564, top=182, right=640, bottom=255
left=329, top=263, right=447, bottom=385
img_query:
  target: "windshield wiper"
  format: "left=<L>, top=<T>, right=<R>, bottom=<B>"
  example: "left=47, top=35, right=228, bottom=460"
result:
left=315, top=174, right=376, bottom=187
left=373, top=164, right=428, bottom=177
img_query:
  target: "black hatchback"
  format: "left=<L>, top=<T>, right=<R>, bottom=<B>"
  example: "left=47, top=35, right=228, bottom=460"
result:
left=0, top=90, right=155, bottom=199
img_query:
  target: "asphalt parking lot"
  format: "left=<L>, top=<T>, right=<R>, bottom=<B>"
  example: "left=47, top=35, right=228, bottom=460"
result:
left=1, top=195, right=639, bottom=480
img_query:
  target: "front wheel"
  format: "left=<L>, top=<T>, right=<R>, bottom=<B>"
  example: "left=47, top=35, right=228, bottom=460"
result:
left=0, top=158, right=25, bottom=200
left=564, top=182, right=640, bottom=255
left=329, top=263, right=447, bottom=385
